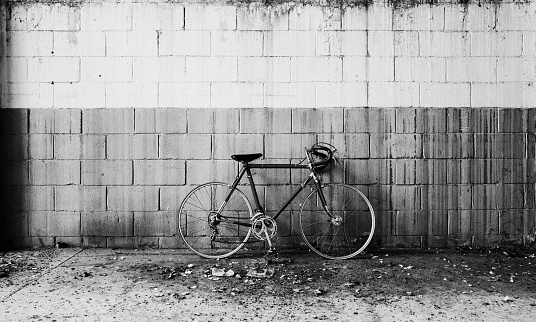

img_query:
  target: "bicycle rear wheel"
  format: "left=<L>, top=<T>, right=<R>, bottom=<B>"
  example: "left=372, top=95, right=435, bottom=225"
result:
left=299, top=183, right=375, bottom=260
left=178, top=182, right=253, bottom=259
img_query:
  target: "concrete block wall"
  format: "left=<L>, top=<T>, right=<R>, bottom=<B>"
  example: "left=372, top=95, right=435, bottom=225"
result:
left=0, top=0, right=535, bottom=249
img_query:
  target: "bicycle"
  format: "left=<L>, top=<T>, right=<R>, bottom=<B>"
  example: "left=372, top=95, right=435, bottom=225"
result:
left=178, top=143, right=375, bottom=260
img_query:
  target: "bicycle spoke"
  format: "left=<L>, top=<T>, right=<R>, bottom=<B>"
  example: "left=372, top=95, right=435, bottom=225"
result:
left=300, top=183, right=375, bottom=260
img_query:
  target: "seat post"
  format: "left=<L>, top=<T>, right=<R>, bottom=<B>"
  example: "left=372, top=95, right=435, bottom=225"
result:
left=244, top=164, right=264, bottom=215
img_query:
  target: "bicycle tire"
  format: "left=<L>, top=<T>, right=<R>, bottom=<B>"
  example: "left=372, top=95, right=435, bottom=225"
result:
left=178, top=182, right=253, bottom=259
left=299, top=183, right=375, bottom=260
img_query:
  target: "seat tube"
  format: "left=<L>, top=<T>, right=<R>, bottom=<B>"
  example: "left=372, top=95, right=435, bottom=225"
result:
left=245, top=165, right=264, bottom=214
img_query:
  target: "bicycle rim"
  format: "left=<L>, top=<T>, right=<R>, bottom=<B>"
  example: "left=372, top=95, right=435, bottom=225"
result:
left=178, top=182, right=253, bottom=259
left=299, top=183, right=375, bottom=260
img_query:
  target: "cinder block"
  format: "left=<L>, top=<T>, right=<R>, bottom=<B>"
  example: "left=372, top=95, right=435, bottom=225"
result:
left=157, top=109, right=187, bottom=133
left=497, top=57, right=535, bottom=82
left=446, top=57, right=497, bottom=83
left=444, top=3, right=495, bottom=31
left=133, top=57, right=185, bottom=83
left=80, top=57, right=132, bottom=83
left=369, top=82, right=419, bottom=108
left=55, top=135, right=105, bottom=160
left=56, top=186, right=106, bottom=212
left=185, top=57, right=237, bottom=82
left=289, top=6, right=341, bottom=30
left=393, top=5, right=444, bottom=31
left=185, top=5, right=236, bottom=30
left=211, top=83, right=264, bottom=108
left=390, top=186, right=425, bottom=211
left=134, top=212, right=177, bottom=237
left=496, top=2, right=535, bottom=31
left=499, top=108, right=529, bottom=133
left=501, top=158, right=526, bottom=184
left=1, top=57, right=28, bottom=83
left=2, top=83, right=54, bottom=109
left=237, top=6, right=288, bottom=30
left=316, top=82, right=367, bottom=108
left=316, top=31, right=367, bottom=56
left=522, top=82, right=536, bottom=108
left=158, top=31, right=210, bottom=56
left=159, top=237, right=186, bottom=249
left=30, top=109, right=81, bottom=134
left=213, top=134, right=263, bottom=159
left=370, top=134, right=422, bottom=159
left=54, top=83, right=105, bottom=108
left=292, top=109, right=343, bottom=133
left=423, top=134, right=474, bottom=159
left=53, top=31, right=105, bottom=56
left=186, top=109, right=213, bottom=134
left=421, top=83, right=471, bottom=108
left=82, top=109, right=134, bottom=134
left=214, top=109, right=240, bottom=134
left=82, top=236, right=107, bottom=248
left=240, top=108, right=292, bottom=134
left=134, top=160, right=185, bottom=185
left=264, top=31, right=316, bottom=56
left=28, top=57, right=80, bottom=83
left=368, top=31, right=394, bottom=57
left=80, top=3, right=132, bottom=31
left=471, top=32, right=523, bottom=57
left=472, top=83, right=523, bottom=108
left=28, top=134, right=53, bottom=159
left=394, top=31, right=420, bottom=56
left=0, top=109, right=28, bottom=134
left=447, top=108, right=497, bottom=133
left=316, top=133, right=369, bottom=159
left=292, top=57, right=342, bottom=82
left=28, top=186, right=55, bottom=211
left=0, top=161, right=29, bottom=186
left=421, top=31, right=470, bottom=57
left=105, top=31, right=157, bottom=57
left=160, top=185, right=204, bottom=211
left=345, top=108, right=396, bottom=133
left=523, top=32, right=536, bottom=57
left=395, top=108, right=417, bottom=133
left=211, top=31, right=263, bottom=56
left=25, top=4, right=80, bottom=31
left=6, top=31, right=53, bottom=57
left=29, top=160, right=80, bottom=185
left=343, top=57, right=394, bottom=82
left=264, top=82, right=316, bottom=108
left=82, top=212, right=134, bottom=236
left=159, top=83, right=211, bottom=108
left=28, top=211, right=47, bottom=236
left=416, top=108, right=448, bottom=133
left=395, top=57, right=446, bottom=82
left=343, top=3, right=392, bottom=31
left=264, top=134, right=316, bottom=159
left=132, top=3, right=184, bottom=31
left=82, top=160, right=132, bottom=185
left=105, top=83, right=158, bottom=108
left=160, top=134, right=211, bottom=159
left=238, top=57, right=290, bottom=82
left=107, top=187, right=159, bottom=211
left=48, top=212, right=81, bottom=236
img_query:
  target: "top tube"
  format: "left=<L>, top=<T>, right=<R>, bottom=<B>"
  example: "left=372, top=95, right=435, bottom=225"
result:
left=248, top=163, right=309, bottom=169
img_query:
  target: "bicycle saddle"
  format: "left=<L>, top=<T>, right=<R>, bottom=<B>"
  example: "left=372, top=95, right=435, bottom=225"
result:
left=231, top=153, right=263, bottom=163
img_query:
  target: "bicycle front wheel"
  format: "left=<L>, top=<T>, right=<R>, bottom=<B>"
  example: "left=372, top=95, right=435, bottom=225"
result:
left=178, top=182, right=253, bottom=259
left=299, top=183, right=375, bottom=260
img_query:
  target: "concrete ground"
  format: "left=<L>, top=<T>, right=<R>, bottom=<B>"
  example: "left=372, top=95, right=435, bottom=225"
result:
left=1, top=248, right=536, bottom=321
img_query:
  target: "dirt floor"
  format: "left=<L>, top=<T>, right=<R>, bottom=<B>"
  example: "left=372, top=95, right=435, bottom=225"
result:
left=1, top=247, right=536, bottom=321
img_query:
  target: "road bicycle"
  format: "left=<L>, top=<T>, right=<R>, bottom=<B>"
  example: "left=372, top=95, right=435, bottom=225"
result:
left=178, top=143, right=375, bottom=260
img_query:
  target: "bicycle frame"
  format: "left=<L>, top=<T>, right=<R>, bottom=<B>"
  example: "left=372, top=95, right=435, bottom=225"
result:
left=218, top=161, right=331, bottom=226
